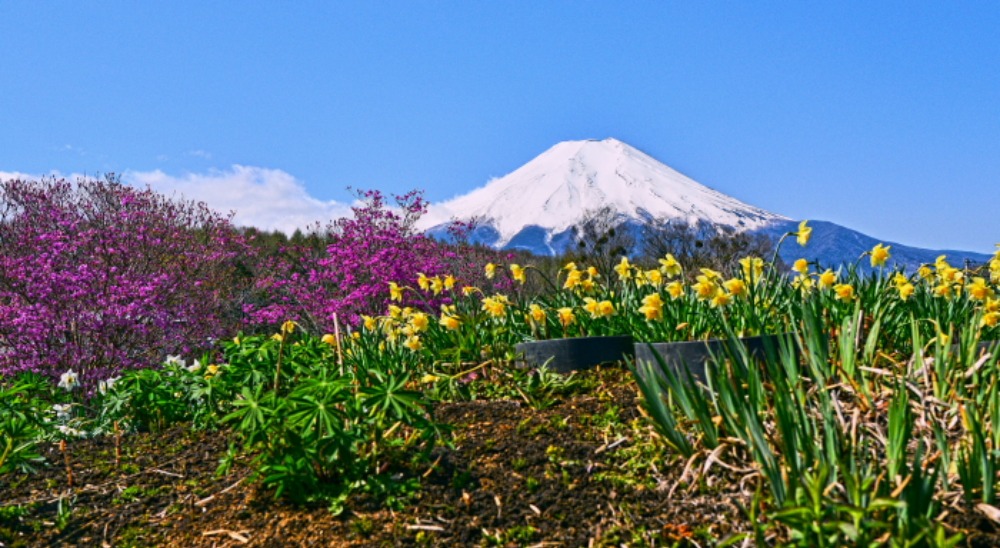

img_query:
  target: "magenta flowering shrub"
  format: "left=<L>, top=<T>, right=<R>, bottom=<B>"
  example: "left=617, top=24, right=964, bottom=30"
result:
left=245, top=189, right=511, bottom=333
left=0, top=176, right=249, bottom=389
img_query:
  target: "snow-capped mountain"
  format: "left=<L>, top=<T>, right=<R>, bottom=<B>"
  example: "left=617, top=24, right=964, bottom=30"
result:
left=419, top=138, right=785, bottom=254
left=420, top=137, right=991, bottom=269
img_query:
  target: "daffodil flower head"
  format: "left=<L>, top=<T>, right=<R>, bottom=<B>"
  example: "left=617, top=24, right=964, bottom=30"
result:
left=792, top=274, right=814, bottom=293
left=711, top=288, right=732, bottom=308
left=528, top=303, right=547, bottom=323
left=388, top=282, right=404, bottom=302
left=644, top=269, right=663, bottom=286
left=614, top=257, right=634, bottom=280
left=281, top=320, right=296, bottom=335
left=917, top=265, right=934, bottom=282
left=666, top=281, right=685, bottom=300
left=982, top=311, right=1000, bottom=328
left=898, top=283, right=915, bottom=301
left=967, top=277, right=995, bottom=301
left=58, top=370, right=79, bottom=391
left=833, top=283, right=856, bottom=302
left=430, top=276, right=444, bottom=295
left=818, top=269, right=838, bottom=289
left=409, top=312, right=430, bottom=332
left=870, top=243, right=891, bottom=267
left=444, top=274, right=456, bottom=290
left=417, top=273, right=430, bottom=291
left=403, top=335, right=422, bottom=352
left=563, top=261, right=578, bottom=272
left=797, top=220, right=812, bottom=247
left=659, top=254, right=683, bottom=278
left=462, top=285, right=479, bottom=297
left=692, top=275, right=718, bottom=300
left=792, top=258, right=810, bottom=275
left=439, top=314, right=461, bottom=330
left=556, top=307, right=576, bottom=328
left=638, top=292, right=664, bottom=321
left=510, top=264, right=527, bottom=284
left=563, top=269, right=583, bottom=290
left=739, top=256, right=764, bottom=281
left=583, top=297, right=600, bottom=318
left=321, top=333, right=337, bottom=345
left=723, top=278, right=747, bottom=297
left=586, top=266, right=600, bottom=279
left=485, top=263, right=497, bottom=279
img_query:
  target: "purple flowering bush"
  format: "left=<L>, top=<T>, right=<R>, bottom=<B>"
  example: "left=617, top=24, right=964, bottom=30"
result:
left=0, top=176, right=249, bottom=390
left=244, top=189, right=510, bottom=333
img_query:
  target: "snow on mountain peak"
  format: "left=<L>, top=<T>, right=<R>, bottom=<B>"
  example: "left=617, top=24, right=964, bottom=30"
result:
left=419, top=138, right=786, bottom=248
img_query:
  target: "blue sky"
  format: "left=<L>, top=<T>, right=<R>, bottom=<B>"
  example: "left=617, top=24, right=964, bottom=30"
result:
left=2, top=2, right=999, bottom=252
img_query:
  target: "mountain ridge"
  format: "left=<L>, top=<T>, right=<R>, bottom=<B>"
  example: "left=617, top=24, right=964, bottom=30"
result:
left=419, top=138, right=990, bottom=270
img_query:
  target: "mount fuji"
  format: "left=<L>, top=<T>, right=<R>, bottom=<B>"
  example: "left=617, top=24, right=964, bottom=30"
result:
left=419, top=138, right=990, bottom=270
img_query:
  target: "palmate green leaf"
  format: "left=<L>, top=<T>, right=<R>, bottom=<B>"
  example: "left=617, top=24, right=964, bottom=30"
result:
left=222, top=385, right=273, bottom=442
left=360, top=373, right=424, bottom=423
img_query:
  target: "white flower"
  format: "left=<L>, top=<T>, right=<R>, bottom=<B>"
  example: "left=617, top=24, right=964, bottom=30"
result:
left=52, top=403, right=73, bottom=421
left=56, top=424, right=86, bottom=438
left=165, top=355, right=185, bottom=367
left=57, top=370, right=79, bottom=391
left=98, top=376, right=120, bottom=395
left=187, top=359, right=202, bottom=373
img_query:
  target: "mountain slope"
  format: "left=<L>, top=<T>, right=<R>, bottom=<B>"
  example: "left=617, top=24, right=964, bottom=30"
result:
left=420, top=137, right=991, bottom=268
left=419, top=138, right=785, bottom=253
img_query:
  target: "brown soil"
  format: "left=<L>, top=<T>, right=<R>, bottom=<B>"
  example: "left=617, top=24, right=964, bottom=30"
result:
left=1, top=367, right=998, bottom=547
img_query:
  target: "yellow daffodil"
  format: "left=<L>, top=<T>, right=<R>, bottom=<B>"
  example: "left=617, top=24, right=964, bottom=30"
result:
left=403, top=335, right=422, bottom=352
left=281, top=320, right=296, bottom=334
left=430, top=276, right=444, bottom=295
left=586, top=266, right=600, bottom=279
left=917, top=265, right=934, bottom=282
left=389, top=282, right=404, bottom=302
left=482, top=294, right=509, bottom=318
left=700, top=268, right=722, bottom=281
left=982, top=312, right=1000, bottom=328
left=420, top=374, right=439, bottom=384
left=968, top=277, right=995, bottom=301
left=692, top=275, right=718, bottom=301
left=362, top=315, right=377, bottom=331
left=793, top=274, right=814, bottom=293
left=614, top=257, right=634, bottom=280
left=797, top=220, right=812, bottom=247
left=439, top=314, right=461, bottom=331
left=510, top=264, right=527, bottom=284
left=563, top=261, right=578, bottom=272
left=271, top=333, right=283, bottom=342
left=739, top=256, right=764, bottom=281
left=233, top=336, right=241, bottom=345
left=870, top=243, right=891, bottom=267
left=644, top=269, right=663, bottom=286
left=416, top=273, right=430, bottom=291
left=792, top=258, right=810, bottom=275
left=321, top=333, right=337, bottom=345
left=387, top=305, right=403, bottom=319
left=564, top=269, right=583, bottom=290
left=597, top=300, right=615, bottom=317
left=818, top=269, right=837, bottom=289
left=933, top=283, right=952, bottom=299
left=580, top=278, right=596, bottom=293
left=666, top=281, right=685, bottom=300
left=528, top=303, right=547, bottom=324
left=897, top=283, right=915, bottom=301
left=444, top=274, right=456, bottom=290
left=638, top=293, right=664, bottom=321
left=833, top=283, right=855, bottom=301
left=557, top=307, right=576, bottom=328
left=409, top=312, right=430, bottom=332
left=485, top=263, right=496, bottom=279
left=892, top=272, right=909, bottom=287
left=462, top=286, right=478, bottom=297
left=658, top=254, right=683, bottom=278
left=584, top=297, right=600, bottom=318
left=985, top=297, right=1000, bottom=313
left=711, top=289, right=732, bottom=308
left=724, top=278, right=747, bottom=297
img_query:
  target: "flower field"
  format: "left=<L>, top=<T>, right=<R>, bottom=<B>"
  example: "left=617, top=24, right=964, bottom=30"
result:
left=5, top=179, right=1000, bottom=545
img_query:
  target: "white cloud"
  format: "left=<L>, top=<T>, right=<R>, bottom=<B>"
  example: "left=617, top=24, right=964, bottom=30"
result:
left=2, top=166, right=352, bottom=234
left=126, top=165, right=351, bottom=234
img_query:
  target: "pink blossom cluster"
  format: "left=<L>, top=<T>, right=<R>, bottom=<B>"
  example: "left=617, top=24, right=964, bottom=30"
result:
left=0, top=176, right=248, bottom=390
left=244, top=189, right=510, bottom=332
